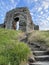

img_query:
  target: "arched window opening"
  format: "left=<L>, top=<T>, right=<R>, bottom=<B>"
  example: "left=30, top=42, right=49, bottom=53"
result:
left=13, top=17, right=19, bottom=30
left=14, top=17, right=19, bottom=21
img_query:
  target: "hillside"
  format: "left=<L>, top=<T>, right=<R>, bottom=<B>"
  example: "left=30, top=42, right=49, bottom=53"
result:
left=27, top=30, right=49, bottom=47
left=0, top=28, right=49, bottom=65
left=0, top=28, right=49, bottom=48
left=27, top=31, right=49, bottom=65
left=0, top=28, right=31, bottom=65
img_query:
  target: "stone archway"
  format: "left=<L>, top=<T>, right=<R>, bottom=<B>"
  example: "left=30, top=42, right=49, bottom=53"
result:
left=12, top=17, right=19, bottom=30
left=12, top=13, right=27, bottom=31
left=14, top=17, right=19, bottom=21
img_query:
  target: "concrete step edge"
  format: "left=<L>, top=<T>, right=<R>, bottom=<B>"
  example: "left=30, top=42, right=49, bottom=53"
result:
left=33, top=51, right=47, bottom=53
left=34, top=55, right=49, bottom=58
left=29, top=61, right=49, bottom=64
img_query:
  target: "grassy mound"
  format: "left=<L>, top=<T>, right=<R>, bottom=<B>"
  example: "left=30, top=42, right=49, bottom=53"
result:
left=0, top=28, right=30, bottom=65
left=28, top=30, right=49, bottom=46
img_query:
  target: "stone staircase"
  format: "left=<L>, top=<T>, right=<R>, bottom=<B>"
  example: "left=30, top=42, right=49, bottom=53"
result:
left=20, top=33, right=49, bottom=65
left=28, top=42, right=49, bottom=65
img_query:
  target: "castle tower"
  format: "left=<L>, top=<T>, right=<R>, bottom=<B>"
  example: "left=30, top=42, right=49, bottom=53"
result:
left=4, top=7, right=34, bottom=32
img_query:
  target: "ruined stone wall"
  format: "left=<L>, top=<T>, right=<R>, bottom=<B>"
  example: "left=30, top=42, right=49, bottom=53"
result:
left=34, top=24, right=39, bottom=30
left=0, top=7, right=39, bottom=32
left=4, top=7, right=34, bottom=32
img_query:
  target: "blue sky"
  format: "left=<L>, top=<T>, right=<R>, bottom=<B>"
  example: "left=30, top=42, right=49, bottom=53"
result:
left=0, top=0, right=49, bottom=30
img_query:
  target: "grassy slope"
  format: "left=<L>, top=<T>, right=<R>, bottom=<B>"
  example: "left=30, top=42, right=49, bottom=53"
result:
left=0, top=28, right=31, bottom=65
left=0, top=28, right=21, bottom=43
left=0, top=28, right=27, bottom=46
left=0, top=28, right=49, bottom=46
left=28, top=30, right=49, bottom=46
left=0, top=28, right=49, bottom=64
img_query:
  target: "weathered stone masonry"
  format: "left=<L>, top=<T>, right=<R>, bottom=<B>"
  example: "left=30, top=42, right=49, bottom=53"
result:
left=0, top=7, right=39, bottom=32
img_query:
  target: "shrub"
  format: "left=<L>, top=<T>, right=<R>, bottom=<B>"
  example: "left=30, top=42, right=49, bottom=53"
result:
left=0, top=41, right=30, bottom=65
left=28, top=31, right=49, bottom=46
left=0, top=29, right=30, bottom=65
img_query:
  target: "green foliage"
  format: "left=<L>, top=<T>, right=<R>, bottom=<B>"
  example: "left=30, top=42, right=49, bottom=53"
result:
left=0, top=42, right=30, bottom=65
left=28, top=30, right=49, bottom=46
left=0, top=28, right=30, bottom=65
left=0, top=56, right=9, bottom=65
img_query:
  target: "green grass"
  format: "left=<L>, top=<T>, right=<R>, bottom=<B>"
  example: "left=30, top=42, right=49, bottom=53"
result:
left=0, top=28, right=49, bottom=65
left=28, top=30, right=49, bottom=46
left=0, top=28, right=30, bottom=65
left=0, top=28, right=21, bottom=42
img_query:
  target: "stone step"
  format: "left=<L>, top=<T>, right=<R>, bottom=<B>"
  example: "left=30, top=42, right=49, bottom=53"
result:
left=29, top=44, right=46, bottom=51
left=33, top=51, right=46, bottom=53
left=31, top=48, right=40, bottom=51
left=28, top=43, right=47, bottom=50
left=28, top=43, right=40, bottom=48
left=33, top=51, right=48, bottom=56
left=29, top=42, right=40, bottom=46
left=29, top=61, right=49, bottom=65
left=34, top=55, right=49, bottom=61
left=29, top=45, right=37, bottom=48
left=31, top=47, right=45, bottom=51
left=29, top=43, right=44, bottom=49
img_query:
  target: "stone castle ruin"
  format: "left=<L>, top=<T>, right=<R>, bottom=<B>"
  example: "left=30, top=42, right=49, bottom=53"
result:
left=0, top=7, right=39, bottom=32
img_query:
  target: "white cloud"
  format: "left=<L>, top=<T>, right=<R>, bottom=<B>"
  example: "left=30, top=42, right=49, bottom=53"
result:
left=34, top=0, right=38, bottom=2
left=30, top=12, right=33, bottom=16
left=6, top=6, right=9, bottom=10
left=40, top=19, right=48, bottom=25
left=42, top=1, right=49, bottom=9
left=30, top=0, right=49, bottom=30
left=40, top=26, right=49, bottom=30
left=44, top=28, right=49, bottom=30
left=47, top=17, right=49, bottom=20
left=38, top=7, right=42, bottom=12
left=1, top=1, right=5, bottom=6
left=36, top=16, right=49, bottom=30
left=40, top=11, right=43, bottom=15
left=1, top=14, right=3, bottom=17
left=40, top=27, right=49, bottom=30
left=9, top=0, right=20, bottom=9
left=24, top=0, right=38, bottom=4
left=1, top=17, right=4, bottom=21
left=25, top=0, right=33, bottom=4
left=45, top=9, right=48, bottom=12
left=10, top=0, right=15, bottom=4
left=10, top=0, right=19, bottom=5
left=40, top=22, right=46, bottom=26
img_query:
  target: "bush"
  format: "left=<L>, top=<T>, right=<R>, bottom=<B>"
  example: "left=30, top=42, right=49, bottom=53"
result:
left=28, top=31, right=49, bottom=46
left=0, top=29, right=30, bottom=65
left=0, top=41, right=30, bottom=65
